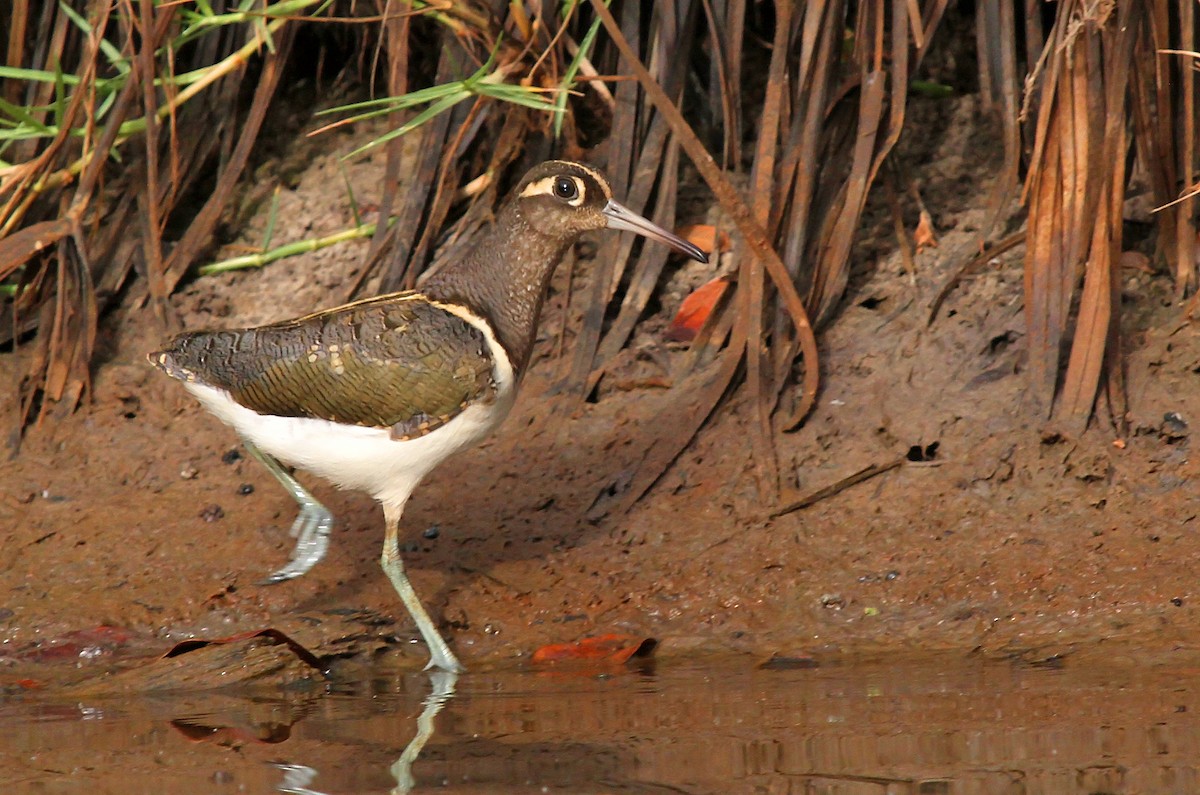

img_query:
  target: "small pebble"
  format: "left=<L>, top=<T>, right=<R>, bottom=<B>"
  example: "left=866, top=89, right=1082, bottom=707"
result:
left=238, top=483, right=254, bottom=496
left=179, top=464, right=198, bottom=480
left=200, top=504, right=225, bottom=522
left=1172, top=597, right=1184, bottom=607
left=422, top=525, right=440, bottom=539
left=221, top=449, right=242, bottom=465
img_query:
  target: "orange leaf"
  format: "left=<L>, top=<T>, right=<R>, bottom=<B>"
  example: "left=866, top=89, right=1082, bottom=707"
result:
left=914, top=210, right=938, bottom=252
left=675, top=224, right=731, bottom=255
left=666, top=277, right=729, bottom=342
left=531, top=634, right=655, bottom=664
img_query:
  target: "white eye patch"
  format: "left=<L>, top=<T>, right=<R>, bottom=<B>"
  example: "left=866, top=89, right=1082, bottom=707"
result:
left=519, top=175, right=586, bottom=206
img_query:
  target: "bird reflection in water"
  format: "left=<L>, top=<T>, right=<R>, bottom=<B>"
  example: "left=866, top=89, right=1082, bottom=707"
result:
left=271, top=671, right=459, bottom=795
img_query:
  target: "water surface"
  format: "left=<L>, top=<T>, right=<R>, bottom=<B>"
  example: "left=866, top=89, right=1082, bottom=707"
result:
left=3, top=653, right=1197, bottom=793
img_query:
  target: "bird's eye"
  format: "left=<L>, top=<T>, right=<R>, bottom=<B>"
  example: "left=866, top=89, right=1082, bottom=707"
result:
left=553, top=177, right=579, bottom=201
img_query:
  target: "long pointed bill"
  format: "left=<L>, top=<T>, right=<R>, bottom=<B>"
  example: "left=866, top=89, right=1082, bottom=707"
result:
left=602, top=200, right=709, bottom=263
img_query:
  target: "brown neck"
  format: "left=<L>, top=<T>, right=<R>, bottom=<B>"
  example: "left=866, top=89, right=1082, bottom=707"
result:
left=420, top=203, right=573, bottom=373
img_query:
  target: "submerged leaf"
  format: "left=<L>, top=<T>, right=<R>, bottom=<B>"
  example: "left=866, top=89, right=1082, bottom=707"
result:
left=531, top=634, right=655, bottom=664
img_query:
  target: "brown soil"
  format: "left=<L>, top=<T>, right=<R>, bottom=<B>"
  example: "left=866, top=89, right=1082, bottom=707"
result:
left=3, top=96, right=1200, bottom=684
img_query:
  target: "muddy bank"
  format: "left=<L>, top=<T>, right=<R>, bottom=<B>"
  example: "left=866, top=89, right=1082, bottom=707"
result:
left=2, top=96, right=1199, bottom=684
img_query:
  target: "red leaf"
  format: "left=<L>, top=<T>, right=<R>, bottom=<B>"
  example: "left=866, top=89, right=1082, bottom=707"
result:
left=6, top=625, right=133, bottom=662
left=531, top=634, right=655, bottom=664
left=666, top=278, right=729, bottom=342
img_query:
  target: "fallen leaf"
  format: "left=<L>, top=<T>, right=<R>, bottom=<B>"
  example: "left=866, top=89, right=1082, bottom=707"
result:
left=666, top=277, right=729, bottom=342
left=171, top=718, right=293, bottom=745
left=163, top=628, right=323, bottom=671
left=531, top=634, right=655, bottom=664
left=914, top=210, right=938, bottom=252
left=4, top=625, right=134, bottom=663
left=675, top=224, right=731, bottom=255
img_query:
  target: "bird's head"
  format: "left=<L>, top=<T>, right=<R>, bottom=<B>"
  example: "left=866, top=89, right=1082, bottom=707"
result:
left=512, top=160, right=708, bottom=263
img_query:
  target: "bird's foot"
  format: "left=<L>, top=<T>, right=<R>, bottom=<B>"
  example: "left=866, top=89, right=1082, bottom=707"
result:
left=424, top=644, right=466, bottom=674
left=259, top=503, right=334, bottom=585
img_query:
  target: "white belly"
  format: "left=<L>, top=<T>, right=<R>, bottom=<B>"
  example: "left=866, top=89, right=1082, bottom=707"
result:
left=174, top=299, right=518, bottom=509
left=184, top=381, right=515, bottom=507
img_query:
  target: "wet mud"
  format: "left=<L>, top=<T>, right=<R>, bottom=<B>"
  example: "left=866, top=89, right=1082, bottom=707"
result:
left=2, top=97, right=1199, bottom=691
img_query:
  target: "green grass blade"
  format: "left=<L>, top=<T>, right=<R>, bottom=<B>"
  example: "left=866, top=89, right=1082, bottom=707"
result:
left=339, top=162, right=362, bottom=227
left=198, top=218, right=390, bottom=276
left=554, top=2, right=605, bottom=137
left=479, top=82, right=558, bottom=111
left=52, top=60, right=67, bottom=130
left=342, top=94, right=465, bottom=160
left=317, top=82, right=465, bottom=116
left=261, top=186, right=282, bottom=250
left=0, top=96, right=53, bottom=135
left=0, top=66, right=84, bottom=86
left=58, top=1, right=130, bottom=75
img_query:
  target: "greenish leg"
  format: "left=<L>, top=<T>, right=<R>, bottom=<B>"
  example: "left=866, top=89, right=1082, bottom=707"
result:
left=390, top=671, right=458, bottom=794
left=382, top=502, right=464, bottom=673
left=243, top=440, right=334, bottom=584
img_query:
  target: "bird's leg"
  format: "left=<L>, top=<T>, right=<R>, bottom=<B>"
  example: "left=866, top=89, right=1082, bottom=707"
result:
left=243, top=440, right=334, bottom=584
left=390, top=670, right=458, bottom=794
left=382, top=502, right=464, bottom=673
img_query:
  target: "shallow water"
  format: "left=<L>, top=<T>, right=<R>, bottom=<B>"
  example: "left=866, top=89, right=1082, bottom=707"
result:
left=3, top=654, right=1198, bottom=794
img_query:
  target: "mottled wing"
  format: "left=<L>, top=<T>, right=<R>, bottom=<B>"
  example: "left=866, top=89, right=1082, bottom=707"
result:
left=151, top=292, right=496, bottom=439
